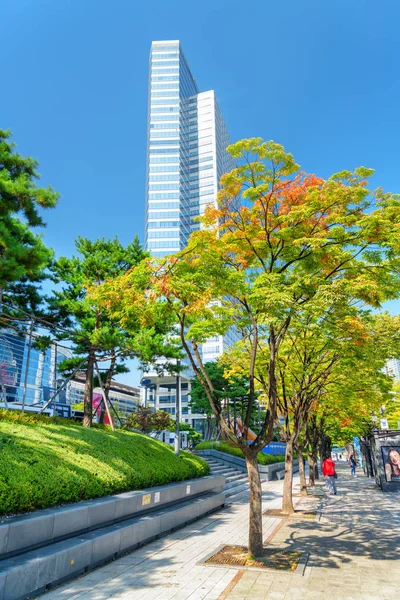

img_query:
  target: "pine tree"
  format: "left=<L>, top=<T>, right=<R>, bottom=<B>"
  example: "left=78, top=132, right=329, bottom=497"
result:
left=49, top=236, right=151, bottom=427
left=0, top=129, right=58, bottom=297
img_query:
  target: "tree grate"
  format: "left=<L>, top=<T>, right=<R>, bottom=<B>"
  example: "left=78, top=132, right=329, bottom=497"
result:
left=205, top=545, right=302, bottom=572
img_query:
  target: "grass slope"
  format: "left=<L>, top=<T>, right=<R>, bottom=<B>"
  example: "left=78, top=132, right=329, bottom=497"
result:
left=195, top=441, right=287, bottom=465
left=0, top=411, right=209, bottom=515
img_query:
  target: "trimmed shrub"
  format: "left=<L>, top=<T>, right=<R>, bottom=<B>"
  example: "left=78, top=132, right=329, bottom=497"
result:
left=0, top=410, right=209, bottom=515
left=195, top=441, right=286, bottom=465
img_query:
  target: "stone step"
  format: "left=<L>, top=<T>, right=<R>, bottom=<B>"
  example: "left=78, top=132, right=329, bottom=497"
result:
left=214, top=473, right=243, bottom=481
left=225, top=478, right=248, bottom=491
left=225, top=482, right=250, bottom=498
left=210, top=468, right=242, bottom=476
left=197, top=454, right=252, bottom=503
left=225, top=473, right=246, bottom=483
left=0, top=491, right=224, bottom=600
left=209, top=465, right=233, bottom=471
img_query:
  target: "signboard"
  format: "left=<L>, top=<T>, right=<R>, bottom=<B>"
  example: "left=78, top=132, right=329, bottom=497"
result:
left=186, top=485, right=191, bottom=495
left=154, top=492, right=160, bottom=503
left=92, top=392, right=113, bottom=426
left=92, top=393, right=102, bottom=415
left=0, top=362, right=18, bottom=387
left=142, top=494, right=151, bottom=506
left=380, top=418, right=389, bottom=430
left=261, top=442, right=286, bottom=456
left=352, top=437, right=363, bottom=469
left=382, top=447, right=400, bottom=482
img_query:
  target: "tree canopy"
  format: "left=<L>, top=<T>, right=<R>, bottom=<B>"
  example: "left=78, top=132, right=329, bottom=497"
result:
left=94, top=137, right=400, bottom=556
left=0, top=129, right=58, bottom=296
left=49, top=235, right=168, bottom=426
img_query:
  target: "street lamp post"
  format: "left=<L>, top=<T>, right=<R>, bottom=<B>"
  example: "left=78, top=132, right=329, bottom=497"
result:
left=141, top=378, right=152, bottom=409
left=175, top=359, right=181, bottom=456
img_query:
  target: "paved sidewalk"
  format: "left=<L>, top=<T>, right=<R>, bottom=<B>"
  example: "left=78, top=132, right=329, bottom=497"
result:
left=38, top=480, right=286, bottom=600
left=38, top=465, right=400, bottom=600
left=225, top=463, right=400, bottom=600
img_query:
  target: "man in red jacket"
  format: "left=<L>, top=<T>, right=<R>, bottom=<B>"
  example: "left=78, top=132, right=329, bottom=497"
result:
left=322, top=456, right=337, bottom=495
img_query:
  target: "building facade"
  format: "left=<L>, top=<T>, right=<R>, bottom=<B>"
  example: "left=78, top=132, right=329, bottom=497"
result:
left=383, top=358, right=400, bottom=381
left=69, top=374, right=140, bottom=415
left=143, top=40, right=236, bottom=431
left=0, top=329, right=140, bottom=417
left=0, top=328, right=71, bottom=406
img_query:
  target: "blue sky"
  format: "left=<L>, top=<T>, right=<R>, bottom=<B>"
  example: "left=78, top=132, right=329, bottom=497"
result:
left=2, top=0, right=400, bottom=383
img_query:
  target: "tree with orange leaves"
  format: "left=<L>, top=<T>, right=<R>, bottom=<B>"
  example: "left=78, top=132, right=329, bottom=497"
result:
left=95, top=138, right=400, bottom=557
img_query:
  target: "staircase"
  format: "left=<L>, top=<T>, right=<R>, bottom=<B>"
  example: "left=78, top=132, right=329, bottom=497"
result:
left=201, top=455, right=250, bottom=503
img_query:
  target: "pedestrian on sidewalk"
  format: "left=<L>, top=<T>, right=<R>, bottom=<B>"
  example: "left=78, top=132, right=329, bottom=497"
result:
left=322, top=456, right=337, bottom=495
left=349, top=453, right=357, bottom=477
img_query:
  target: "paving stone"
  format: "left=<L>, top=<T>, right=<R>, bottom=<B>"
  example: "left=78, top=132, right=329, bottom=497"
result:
left=36, top=465, right=400, bottom=600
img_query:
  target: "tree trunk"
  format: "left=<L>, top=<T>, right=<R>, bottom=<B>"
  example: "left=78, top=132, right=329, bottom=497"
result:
left=245, top=453, right=263, bottom=557
left=205, top=416, right=211, bottom=441
left=313, top=455, right=319, bottom=480
left=83, top=348, right=95, bottom=428
left=320, top=434, right=331, bottom=461
left=298, top=449, right=307, bottom=496
left=282, top=438, right=295, bottom=514
left=307, top=451, right=315, bottom=486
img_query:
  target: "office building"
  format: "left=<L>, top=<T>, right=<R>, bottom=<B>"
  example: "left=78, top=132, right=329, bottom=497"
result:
left=0, top=328, right=71, bottom=406
left=143, top=40, right=236, bottom=432
left=69, top=373, right=140, bottom=415
left=383, top=358, right=400, bottom=381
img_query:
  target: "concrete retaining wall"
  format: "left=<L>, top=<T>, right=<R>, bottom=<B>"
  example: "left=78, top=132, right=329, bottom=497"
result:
left=0, top=476, right=225, bottom=600
left=0, top=475, right=224, bottom=561
left=196, top=449, right=298, bottom=480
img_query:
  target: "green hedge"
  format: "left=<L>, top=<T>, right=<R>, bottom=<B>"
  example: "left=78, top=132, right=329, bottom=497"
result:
left=0, top=410, right=209, bottom=515
left=195, top=441, right=286, bottom=465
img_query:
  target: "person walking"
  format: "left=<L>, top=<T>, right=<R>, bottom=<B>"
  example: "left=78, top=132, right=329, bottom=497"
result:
left=322, top=456, right=337, bottom=495
left=349, top=453, right=357, bottom=477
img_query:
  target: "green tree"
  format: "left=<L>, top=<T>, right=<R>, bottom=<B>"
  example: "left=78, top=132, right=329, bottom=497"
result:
left=0, top=129, right=58, bottom=300
left=386, top=381, right=400, bottom=429
left=94, top=138, right=400, bottom=557
left=50, top=235, right=172, bottom=427
left=190, top=361, right=259, bottom=440
left=127, top=407, right=173, bottom=432
left=190, top=362, right=226, bottom=440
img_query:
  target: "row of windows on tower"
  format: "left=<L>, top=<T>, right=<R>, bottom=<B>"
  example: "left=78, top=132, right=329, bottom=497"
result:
left=151, top=68, right=179, bottom=74
left=148, top=241, right=181, bottom=249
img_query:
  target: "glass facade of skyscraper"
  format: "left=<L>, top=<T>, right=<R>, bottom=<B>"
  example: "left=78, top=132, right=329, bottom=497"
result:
left=145, top=40, right=235, bottom=258
left=144, top=41, right=236, bottom=429
left=0, top=329, right=71, bottom=405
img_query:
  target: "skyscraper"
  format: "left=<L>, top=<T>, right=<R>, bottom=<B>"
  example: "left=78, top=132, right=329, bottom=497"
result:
left=143, top=41, right=235, bottom=431
left=383, top=358, right=400, bottom=381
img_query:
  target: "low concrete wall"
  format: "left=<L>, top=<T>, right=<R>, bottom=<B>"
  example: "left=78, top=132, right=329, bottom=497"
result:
left=0, top=490, right=224, bottom=600
left=196, top=449, right=298, bottom=481
left=0, top=475, right=224, bottom=560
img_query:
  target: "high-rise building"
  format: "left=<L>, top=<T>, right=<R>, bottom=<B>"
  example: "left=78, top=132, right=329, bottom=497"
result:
left=383, top=358, right=400, bottom=381
left=143, top=40, right=236, bottom=432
